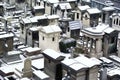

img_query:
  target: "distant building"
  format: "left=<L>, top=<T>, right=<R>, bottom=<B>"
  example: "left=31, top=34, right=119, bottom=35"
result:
left=102, top=6, right=115, bottom=24
left=0, top=32, right=14, bottom=55
left=76, top=5, right=90, bottom=21
left=32, top=5, right=45, bottom=16
left=81, top=23, right=118, bottom=58
left=39, top=25, right=61, bottom=51
left=62, top=54, right=101, bottom=80
left=82, top=8, right=101, bottom=27
left=43, top=49, right=65, bottom=80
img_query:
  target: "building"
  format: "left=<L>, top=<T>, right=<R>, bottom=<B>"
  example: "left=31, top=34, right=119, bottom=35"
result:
left=43, top=49, right=65, bottom=80
left=82, top=8, right=101, bottom=27
left=39, top=25, right=62, bottom=51
left=68, top=20, right=82, bottom=38
left=102, top=6, right=115, bottom=24
left=81, top=23, right=118, bottom=58
left=76, top=5, right=90, bottom=21
left=32, top=5, right=45, bottom=16
left=62, top=55, right=101, bottom=80
left=56, top=2, right=72, bottom=18
left=0, top=32, right=14, bottom=55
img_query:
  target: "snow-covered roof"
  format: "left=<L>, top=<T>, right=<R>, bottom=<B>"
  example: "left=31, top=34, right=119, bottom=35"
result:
left=99, top=57, right=113, bottom=64
left=33, top=6, right=44, bottom=10
left=44, top=0, right=59, bottom=3
left=82, top=0, right=91, bottom=2
left=0, top=33, right=14, bottom=39
left=29, top=26, right=41, bottom=31
left=67, top=0, right=76, bottom=2
left=81, top=23, right=115, bottom=36
left=102, top=6, right=115, bottom=11
left=62, top=59, right=88, bottom=71
left=107, top=68, right=120, bottom=76
left=41, top=25, right=62, bottom=34
left=33, top=70, right=49, bottom=79
left=109, top=55, right=120, bottom=64
left=25, top=47, right=41, bottom=53
left=47, top=15, right=59, bottom=19
left=32, top=58, right=44, bottom=70
left=62, top=55, right=101, bottom=71
left=43, top=49, right=62, bottom=59
left=7, top=51, right=21, bottom=56
left=21, top=18, right=31, bottom=24
left=74, top=55, right=100, bottom=67
left=29, top=17, right=38, bottom=23
left=104, top=27, right=115, bottom=34
left=78, top=5, right=90, bottom=11
left=59, top=3, right=72, bottom=10
left=87, top=8, right=101, bottom=14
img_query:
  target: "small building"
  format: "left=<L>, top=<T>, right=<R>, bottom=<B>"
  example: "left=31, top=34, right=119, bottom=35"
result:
left=82, top=8, right=101, bottom=27
left=43, top=0, right=59, bottom=15
left=66, top=0, right=77, bottom=9
left=56, top=2, right=72, bottom=18
left=62, top=55, right=101, bottom=80
left=43, top=49, right=65, bottom=80
left=2, top=50, right=22, bottom=65
left=68, top=20, right=82, bottom=38
left=27, top=27, right=41, bottom=47
left=110, top=13, right=120, bottom=31
left=102, top=6, right=115, bottom=24
left=81, top=23, right=118, bottom=58
left=0, top=3, right=4, bottom=16
left=77, top=5, right=90, bottom=21
left=47, top=15, right=59, bottom=25
left=32, top=5, right=45, bottom=16
left=0, top=32, right=14, bottom=55
left=20, top=18, right=33, bottom=45
left=39, top=25, right=62, bottom=51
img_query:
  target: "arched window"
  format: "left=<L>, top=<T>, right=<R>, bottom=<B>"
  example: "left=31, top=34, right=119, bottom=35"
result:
left=113, top=19, right=115, bottom=24
left=116, top=18, right=118, bottom=25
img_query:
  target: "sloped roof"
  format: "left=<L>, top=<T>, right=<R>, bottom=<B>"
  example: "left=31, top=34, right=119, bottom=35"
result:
left=41, top=25, right=62, bottom=34
left=102, top=6, right=115, bottom=11
left=69, top=20, right=82, bottom=30
left=33, top=5, right=44, bottom=10
left=87, top=8, right=101, bottom=14
left=78, top=5, right=90, bottom=11
left=59, top=3, right=72, bottom=10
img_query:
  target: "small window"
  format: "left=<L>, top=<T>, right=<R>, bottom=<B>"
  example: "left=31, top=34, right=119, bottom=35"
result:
left=119, top=20, right=120, bottom=26
left=43, top=36, right=44, bottom=40
left=68, top=27, right=70, bottom=32
left=48, top=59, right=51, bottom=63
left=77, top=13, right=79, bottom=19
left=29, top=32, right=31, bottom=35
left=52, top=37, right=55, bottom=41
left=116, top=18, right=118, bottom=25
left=85, top=14, right=88, bottom=20
left=114, top=19, right=115, bottom=24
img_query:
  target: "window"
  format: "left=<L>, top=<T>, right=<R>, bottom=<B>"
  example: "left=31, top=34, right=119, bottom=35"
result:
left=43, top=36, right=44, bottom=40
left=52, top=37, right=55, bottom=41
left=48, top=59, right=51, bottom=63
left=68, top=27, right=70, bottom=32
left=119, top=20, right=120, bottom=26
left=29, top=32, right=31, bottom=35
left=85, top=14, right=88, bottom=20
left=77, top=13, right=79, bottom=19
left=116, top=18, right=118, bottom=25
left=113, top=19, right=115, bottom=24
